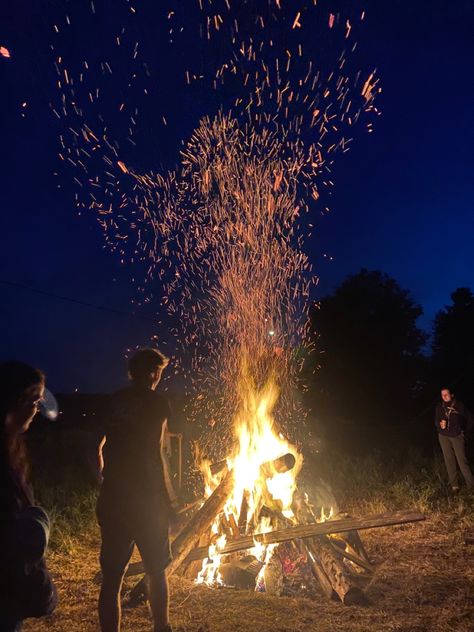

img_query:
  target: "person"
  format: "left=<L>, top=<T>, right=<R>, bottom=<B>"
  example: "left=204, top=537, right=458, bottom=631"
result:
left=0, top=361, right=57, bottom=631
left=97, top=348, right=177, bottom=632
left=435, top=387, right=474, bottom=492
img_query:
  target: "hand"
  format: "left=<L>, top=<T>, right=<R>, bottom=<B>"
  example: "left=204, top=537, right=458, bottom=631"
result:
left=440, top=419, right=447, bottom=430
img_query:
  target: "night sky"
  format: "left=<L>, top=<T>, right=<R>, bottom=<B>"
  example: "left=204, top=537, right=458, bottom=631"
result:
left=1, top=0, right=473, bottom=393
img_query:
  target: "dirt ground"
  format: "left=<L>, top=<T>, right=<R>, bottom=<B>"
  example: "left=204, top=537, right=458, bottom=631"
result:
left=24, top=511, right=474, bottom=632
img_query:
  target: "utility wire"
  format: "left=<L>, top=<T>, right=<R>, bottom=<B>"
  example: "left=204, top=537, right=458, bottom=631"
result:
left=0, top=279, right=158, bottom=323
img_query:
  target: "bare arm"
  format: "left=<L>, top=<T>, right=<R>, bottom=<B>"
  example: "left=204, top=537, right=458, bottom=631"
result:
left=97, top=435, right=106, bottom=483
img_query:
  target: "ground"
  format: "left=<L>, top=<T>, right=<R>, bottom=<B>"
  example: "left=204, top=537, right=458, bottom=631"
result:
left=23, top=510, right=474, bottom=632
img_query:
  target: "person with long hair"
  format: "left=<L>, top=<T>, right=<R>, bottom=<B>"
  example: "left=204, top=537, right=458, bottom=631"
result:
left=0, top=361, right=57, bottom=631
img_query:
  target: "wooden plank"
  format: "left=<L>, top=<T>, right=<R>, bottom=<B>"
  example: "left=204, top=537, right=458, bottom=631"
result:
left=181, top=510, right=425, bottom=564
left=167, top=467, right=235, bottom=576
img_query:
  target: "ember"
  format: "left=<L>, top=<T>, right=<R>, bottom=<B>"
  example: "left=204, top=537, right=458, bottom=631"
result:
left=52, top=0, right=418, bottom=609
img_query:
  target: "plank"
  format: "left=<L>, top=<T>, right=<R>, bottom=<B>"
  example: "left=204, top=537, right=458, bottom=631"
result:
left=181, top=510, right=425, bottom=564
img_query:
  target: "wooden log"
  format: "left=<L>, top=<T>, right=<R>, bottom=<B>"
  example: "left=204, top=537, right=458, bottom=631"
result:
left=183, top=528, right=212, bottom=580
left=227, top=512, right=240, bottom=538
left=311, top=536, right=366, bottom=605
left=303, top=540, right=335, bottom=600
left=175, top=510, right=425, bottom=567
left=340, top=528, right=372, bottom=566
left=333, top=512, right=372, bottom=565
left=167, top=466, right=235, bottom=576
left=210, top=451, right=295, bottom=477
left=125, top=454, right=301, bottom=580
left=328, top=539, right=373, bottom=573
left=238, top=490, right=250, bottom=534
left=260, top=453, right=296, bottom=477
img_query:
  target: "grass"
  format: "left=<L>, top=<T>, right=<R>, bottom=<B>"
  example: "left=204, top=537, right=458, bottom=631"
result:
left=23, top=445, right=474, bottom=632
left=304, top=447, right=474, bottom=520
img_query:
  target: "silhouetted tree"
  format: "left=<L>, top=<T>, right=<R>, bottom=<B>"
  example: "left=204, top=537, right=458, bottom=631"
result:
left=306, top=269, right=426, bottom=427
left=432, top=287, right=474, bottom=408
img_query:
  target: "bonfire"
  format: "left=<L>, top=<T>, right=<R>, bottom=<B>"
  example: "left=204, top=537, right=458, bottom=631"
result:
left=125, top=362, right=424, bottom=607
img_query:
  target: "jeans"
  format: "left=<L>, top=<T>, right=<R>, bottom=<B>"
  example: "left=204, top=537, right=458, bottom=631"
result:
left=438, top=432, right=474, bottom=488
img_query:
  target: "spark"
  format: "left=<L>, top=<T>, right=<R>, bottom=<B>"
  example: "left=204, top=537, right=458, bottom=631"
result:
left=52, top=0, right=379, bottom=455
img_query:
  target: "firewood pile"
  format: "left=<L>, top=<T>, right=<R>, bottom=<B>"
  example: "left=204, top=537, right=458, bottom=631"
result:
left=124, top=453, right=425, bottom=606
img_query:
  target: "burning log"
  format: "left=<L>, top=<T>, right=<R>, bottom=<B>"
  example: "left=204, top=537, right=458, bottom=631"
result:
left=260, top=452, right=296, bottom=477
left=304, top=541, right=335, bottom=600
left=183, top=529, right=212, bottom=580
left=210, top=451, right=296, bottom=477
left=309, top=536, right=366, bottom=605
left=238, top=489, right=250, bottom=534
left=179, top=510, right=425, bottom=565
left=260, top=549, right=284, bottom=596
left=126, top=453, right=299, bottom=581
left=220, top=555, right=264, bottom=589
left=328, top=538, right=373, bottom=573
left=124, top=468, right=235, bottom=606
left=168, top=466, right=235, bottom=576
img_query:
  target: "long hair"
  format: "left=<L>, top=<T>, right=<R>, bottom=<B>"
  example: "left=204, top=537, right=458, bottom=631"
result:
left=0, top=361, right=45, bottom=492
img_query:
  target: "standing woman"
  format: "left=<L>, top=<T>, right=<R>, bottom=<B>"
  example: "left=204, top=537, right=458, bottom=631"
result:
left=0, top=361, right=57, bottom=631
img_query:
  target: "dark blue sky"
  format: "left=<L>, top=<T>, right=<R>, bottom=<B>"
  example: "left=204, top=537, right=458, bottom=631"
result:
left=1, top=0, right=473, bottom=393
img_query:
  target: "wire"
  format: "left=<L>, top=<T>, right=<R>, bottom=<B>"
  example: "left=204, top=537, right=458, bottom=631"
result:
left=0, top=279, right=157, bottom=323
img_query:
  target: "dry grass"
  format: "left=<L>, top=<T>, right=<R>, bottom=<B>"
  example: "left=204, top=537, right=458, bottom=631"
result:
left=23, top=507, right=474, bottom=632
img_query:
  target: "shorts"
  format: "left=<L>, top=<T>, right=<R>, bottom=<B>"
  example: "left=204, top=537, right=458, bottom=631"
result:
left=96, top=491, right=172, bottom=577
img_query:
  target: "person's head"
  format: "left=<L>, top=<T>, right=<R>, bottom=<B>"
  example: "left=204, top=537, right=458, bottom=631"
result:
left=0, top=361, right=45, bottom=435
left=441, top=388, right=454, bottom=403
left=128, top=348, right=169, bottom=390
left=0, top=361, right=45, bottom=483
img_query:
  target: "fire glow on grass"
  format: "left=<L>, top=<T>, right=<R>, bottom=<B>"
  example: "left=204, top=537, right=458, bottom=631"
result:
left=196, top=361, right=303, bottom=588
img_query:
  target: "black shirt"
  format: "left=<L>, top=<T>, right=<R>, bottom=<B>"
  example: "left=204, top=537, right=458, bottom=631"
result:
left=101, top=385, right=172, bottom=505
left=434, top=399, right=473, bottom=437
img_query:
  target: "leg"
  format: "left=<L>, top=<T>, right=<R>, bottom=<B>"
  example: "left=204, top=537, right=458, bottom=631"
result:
left=148, top=569, right=170, bottom=632
left=96, top=495, right=135, bottom=632
left=99, top=570, right=125, bottom=632
left=451, top=434, right=474, bottom=488
left=134, top=503, right=172, bottom=632
left=438, top=434, right=459, bottom=488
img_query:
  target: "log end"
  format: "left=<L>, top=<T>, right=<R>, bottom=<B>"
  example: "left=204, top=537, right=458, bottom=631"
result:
left=342, top=586, right=368, bottom=606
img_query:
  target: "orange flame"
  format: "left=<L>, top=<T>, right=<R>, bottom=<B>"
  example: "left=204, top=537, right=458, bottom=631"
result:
left=197, top=359, right=303, bottom=586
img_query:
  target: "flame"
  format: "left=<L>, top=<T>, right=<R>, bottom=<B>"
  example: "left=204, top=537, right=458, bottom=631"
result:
left=319, top=506, right=334, bottom=522
left=197, top=361, right=303, bottom=587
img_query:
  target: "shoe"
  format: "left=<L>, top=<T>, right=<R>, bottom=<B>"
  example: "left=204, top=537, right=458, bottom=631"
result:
left=451, top=486, right=460, bottom=493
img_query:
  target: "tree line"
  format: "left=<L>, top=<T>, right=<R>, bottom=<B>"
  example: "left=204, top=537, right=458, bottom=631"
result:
left=304, top=269, right=474, bottom=442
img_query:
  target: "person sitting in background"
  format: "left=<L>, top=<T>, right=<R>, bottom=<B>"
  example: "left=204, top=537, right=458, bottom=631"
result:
left=435, top=387, right=474, bottom=492
left=0, top=361, right=57, bottom=632
left=96, top=348, right=177, bottom=632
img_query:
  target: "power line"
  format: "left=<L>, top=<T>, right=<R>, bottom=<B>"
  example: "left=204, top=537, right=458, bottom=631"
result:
left=0, top=279, right=158, bottom=323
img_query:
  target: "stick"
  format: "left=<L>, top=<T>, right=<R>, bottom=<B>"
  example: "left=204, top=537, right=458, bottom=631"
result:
left=328, top=539, right=373, bottom=573
left=176, top=510, right=425, bottom=567
left=167, top=466, right=235, bottom=576
left=304, top=540, right=335, bottom=599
